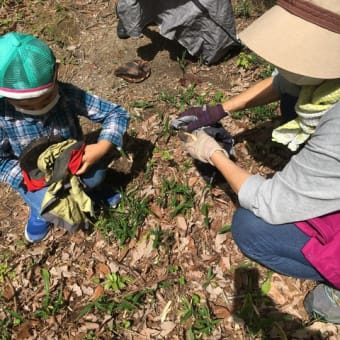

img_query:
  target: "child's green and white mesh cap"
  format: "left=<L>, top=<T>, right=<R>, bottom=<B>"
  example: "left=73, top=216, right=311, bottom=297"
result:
left=0, top=32, right=56, bottom=99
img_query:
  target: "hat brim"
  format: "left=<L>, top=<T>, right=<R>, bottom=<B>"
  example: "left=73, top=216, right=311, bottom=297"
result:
left=239, top=5, right=340, bottom=79
left=0, top=83, right=54, bottom=99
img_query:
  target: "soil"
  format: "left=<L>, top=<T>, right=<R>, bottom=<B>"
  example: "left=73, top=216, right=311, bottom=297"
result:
left=1, top=1, right=339, bottom=339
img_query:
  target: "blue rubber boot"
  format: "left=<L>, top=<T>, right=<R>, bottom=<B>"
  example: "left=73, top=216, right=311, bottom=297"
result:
left=25, top=211, right=51, bottom=243
left=106, top=192, right=121, bottom=208
left=304, top=284, right=340, bottom=323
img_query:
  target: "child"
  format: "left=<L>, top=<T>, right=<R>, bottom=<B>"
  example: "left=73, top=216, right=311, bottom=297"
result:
left=0, top=32, right=130, bottom=243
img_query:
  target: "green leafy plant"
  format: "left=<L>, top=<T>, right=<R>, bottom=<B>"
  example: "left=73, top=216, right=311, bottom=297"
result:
left=168, top=265, right=181, bottom=273
left=231, top=103, right=278, bottom=125
left=209, top=90, right=226, bottom=106
left=78, top=290, right=151, bottom=319
left=104, top=272, right=132, bottom=291
left=200, top=203, right=211, bottom=228
left=148, top=225, right=174, bottom=249
left=0, top=262, right=8, bottom=283
left=157, top=177, right=195, bottom=218
left=261, top=271, right=274, bottom=295
left=234, top=0, right=251, bottom=18
left=96, top=189, right=150, bottom=245
left=0, top=307, right=24, bottom=338
left=177, top=50, right=188, bottom=77
left=35, top=268, right=65, bottom=319
left=144, top=157, right=157, bottom=179
left=159, top=84, right=208, bottom=111
left=236, top=51, right=258, bottom=70
left=161, top=150, right=174, bottom=161
left=179, top=294, right=221, bottom=339
left=203, top=267, right=216, bottom=289
left=218, top=224, right=232, bottom=234
left=130, top=100, right=155, bottom=109
left=0, top=317, right=11, bottom=340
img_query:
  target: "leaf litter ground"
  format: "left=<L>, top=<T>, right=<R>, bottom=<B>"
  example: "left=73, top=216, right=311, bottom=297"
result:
left=0, top=1, right=339, bottom=339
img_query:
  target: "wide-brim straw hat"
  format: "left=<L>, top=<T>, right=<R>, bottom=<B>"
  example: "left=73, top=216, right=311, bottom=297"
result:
left=239, top=0, right=340, bottom=79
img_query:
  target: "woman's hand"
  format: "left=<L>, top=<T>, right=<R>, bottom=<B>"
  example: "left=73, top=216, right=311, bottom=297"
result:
left=180, top=130, right=229, bottom=164
left=177, top=104, right=227, bottom=132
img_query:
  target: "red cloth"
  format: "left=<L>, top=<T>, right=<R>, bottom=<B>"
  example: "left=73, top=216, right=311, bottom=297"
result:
left=68, top=144, right=85, bottom=174
left=22, top=144, right=85, bottom=191
left=296, top=211, right=340, bottom=288
left=22, top=170, right=45, bottom=191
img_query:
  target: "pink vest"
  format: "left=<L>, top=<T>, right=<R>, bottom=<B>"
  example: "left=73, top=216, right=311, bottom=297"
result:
left=296, top=211, right=340, bottom=288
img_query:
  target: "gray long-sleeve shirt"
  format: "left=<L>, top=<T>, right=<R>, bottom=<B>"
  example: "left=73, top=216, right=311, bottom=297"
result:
left=239, top=78, right=340, bottom=224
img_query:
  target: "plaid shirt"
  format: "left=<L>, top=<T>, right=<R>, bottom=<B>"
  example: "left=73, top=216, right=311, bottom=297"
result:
left=0, top=82, right=130, bottom=189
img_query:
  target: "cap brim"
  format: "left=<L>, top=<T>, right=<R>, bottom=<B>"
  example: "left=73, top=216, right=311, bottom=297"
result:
left=0, top=83, right=54, bottom=100
left=239, top=6, right=340, bottom=79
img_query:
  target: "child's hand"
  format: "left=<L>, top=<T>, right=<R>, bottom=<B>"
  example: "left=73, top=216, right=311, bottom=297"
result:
left=76, top=141, right=112, bottom=175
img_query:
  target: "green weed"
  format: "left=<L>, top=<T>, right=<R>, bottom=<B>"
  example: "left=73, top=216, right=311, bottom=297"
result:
left=104, top=272, right=133, bottom=291
left=157, top=177, right=195, bottom=218
left=236, top=51, right=258, bottom=70
left=179, top=294, right=222, bottom=338
left=234, top=0, right=251, bottom=18
left=148, top=225, right=174, bottom=250
left=209, top=90, right=227, bottom=106
left=78, top=290, right=151, bottom=320
left=0, top=253, right=15, bottom=282
left=0, top=263, right=8, bottom=283
left=161, top=150, right=174, bottom=161
left=231, top=103, right=277, bottom=125
left=260, top=63, right=275, bottom=79
left=218, top=224, right=232, bottom=234
left=168, top=265, right=181, bottom=273
left=159, top=83, right=208, bottom=111
left=161, top=115, right=171, bottom=137
left=144, top=157, right=156, bottom=179
left=35, top=268, right=65, bottom=319
left=130, top=100, right=155, bottom=109
left=96, top=189, right=150, bottom=245
left=177, top=50, right=188, bottom=76
left=236, top=268, right=290, bottom=338
left=0, top=305, right=24, bottom=339
left=203, top=267, right=216, bottom=289
left=200, top=203, right=211, bottom=228
left=236, top=51, right=274, bottom=79
left=0, top=317, right=11, bottom=340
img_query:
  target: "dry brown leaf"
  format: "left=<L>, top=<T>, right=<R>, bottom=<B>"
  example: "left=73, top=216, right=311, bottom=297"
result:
left=78, top=322, right=100, bottom=332
left=90, top=285, right=105, bottom=301
left=130, top=236, right=155, bottom=266
left=212, top=304, right=231, bottom=319
left=219, top=256, right=231, bottom=273
left=14, top=321, right=39, bottom=339
left=95, top=262, right=111, bottom=276
left=149, top=202, right=163, bottom=218
left=2, top=282, right=15, bottom=300
left=160, top=321, right=176, bottom=337
left=214, top=233, right=227, bottom=253
left=176, top=215, right=187, bottom=234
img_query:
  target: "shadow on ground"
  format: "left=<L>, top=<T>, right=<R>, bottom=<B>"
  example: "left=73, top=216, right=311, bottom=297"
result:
left=233, top=267, right=322, bottom=339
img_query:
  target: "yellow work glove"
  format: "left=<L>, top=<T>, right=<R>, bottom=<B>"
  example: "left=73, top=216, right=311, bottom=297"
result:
left=179, top=130, right=229, bottom=165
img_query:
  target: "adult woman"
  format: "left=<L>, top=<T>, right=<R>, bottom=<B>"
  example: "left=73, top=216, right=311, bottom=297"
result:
left=179, top=0, right=340, bottom=322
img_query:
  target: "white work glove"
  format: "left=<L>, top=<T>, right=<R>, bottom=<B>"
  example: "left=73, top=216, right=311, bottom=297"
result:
left=180, top=130, right=229, bottom=165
